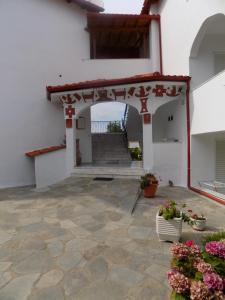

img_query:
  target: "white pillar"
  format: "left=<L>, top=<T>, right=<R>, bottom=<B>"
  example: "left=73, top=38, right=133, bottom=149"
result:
left=143, top=122, right=154, bottom=172
left=66, top=119, right=76, bottom=176
left=150, top=20, right=161, bottom=73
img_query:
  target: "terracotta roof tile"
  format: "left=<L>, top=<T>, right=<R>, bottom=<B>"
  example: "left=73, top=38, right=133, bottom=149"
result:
left=25, top=145, right=66, bottom=158
left=47, top=72, right=191, bottom=99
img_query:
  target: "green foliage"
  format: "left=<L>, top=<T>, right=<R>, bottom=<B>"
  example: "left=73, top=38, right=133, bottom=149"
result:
left=129, top=147, right=142, bottom=161
left=202, top=251, right=225, bottom=277
left=140, top=173, right=158, bottom=190
left=202, top=231, right=225, bottom=246
left=171, top=291, right=189, bottom=300
left=107, top=121, right=123, bottom=133
left=159, top=200, right=181, bottom=220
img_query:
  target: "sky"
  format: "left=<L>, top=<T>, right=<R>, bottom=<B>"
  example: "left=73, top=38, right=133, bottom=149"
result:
left=91, top=0, right=142, bottom=121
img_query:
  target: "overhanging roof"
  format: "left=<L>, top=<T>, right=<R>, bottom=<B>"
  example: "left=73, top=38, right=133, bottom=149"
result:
left=87, top=13, right=159, bottom=50
left=47, top=72, right=191, bottom=100
left=67, top=0, right=104, bottom=12
left=141, top=0, right=160, bottom=15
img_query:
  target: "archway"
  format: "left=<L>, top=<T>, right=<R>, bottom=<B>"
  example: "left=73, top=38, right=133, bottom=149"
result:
left=190, top=13, right=225, bottom=88
left=76, top=101, right=143, bottom=168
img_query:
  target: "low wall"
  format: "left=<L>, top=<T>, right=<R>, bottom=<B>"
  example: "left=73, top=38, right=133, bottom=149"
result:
left=35, top=149, right=66, bottom=188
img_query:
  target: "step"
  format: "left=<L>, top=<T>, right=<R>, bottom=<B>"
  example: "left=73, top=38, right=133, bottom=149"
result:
left=72, top=166, right=144, bottom=179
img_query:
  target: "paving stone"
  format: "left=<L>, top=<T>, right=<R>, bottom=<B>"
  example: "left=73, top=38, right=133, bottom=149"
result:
left=0, top=262, right=12, bottom=272
left=65, top=238, right=98, bottom=254
left=75, top=280, right=127, bottom=300
left=0, top=231, right=14, bottom=245
left=104, top=247, right=131, bottom=265
left=109, top=266, right=144, bottom=287
left=63, top=269, right=89, bottom=297
left=0, top=273, right=40, bottom=300
left=29, top=286, right=64, bottom=300
left=47, top=240, right=64, bottom=257
left=57, top=251, right=83, bottom=272
left=36, top=269, right=64, bottom=289
left=128, top=226, right=152, bottom=239
left=145, top=263, right=168, bottom=282
left=86, top=256, right=108, bottom=281
left=0, top=272, right=12, bottom=288
left=13, top=251, right=53, bottom=274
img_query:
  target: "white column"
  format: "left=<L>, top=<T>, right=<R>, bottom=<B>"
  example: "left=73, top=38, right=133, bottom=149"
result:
left=143, top=122, right=154, bottom=172
left=150, top=20, right=161, bottom=73
left=66, top=119, right=76, bottom=176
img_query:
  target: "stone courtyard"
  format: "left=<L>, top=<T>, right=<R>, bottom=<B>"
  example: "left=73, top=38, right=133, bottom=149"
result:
left=0, top=177, right=224, bottom=300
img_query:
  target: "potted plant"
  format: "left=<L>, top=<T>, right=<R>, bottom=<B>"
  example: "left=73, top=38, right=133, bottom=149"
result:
left=140, top=173, right=158, bottom=198
left=156, top=200, right=184, bottom=242
left=188, top=210, right=207, bottom=231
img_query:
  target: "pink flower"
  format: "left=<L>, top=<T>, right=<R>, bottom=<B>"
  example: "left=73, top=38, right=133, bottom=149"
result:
left=196, top=260, right=213, bottom=274
left=213, top=290, right=225, bottom=300
left=171, top=243, right=190, bottom=259
left=203, top=272, right=224, bottom=291
left=190, top=281, right=211, bottom=300
left=185, top=240, right=194, bottom=247
left=167, top=270, right=190, bottom=294
left=190, top=245, right=201, bottom=257
left=205, top=241, right=225, bottom=259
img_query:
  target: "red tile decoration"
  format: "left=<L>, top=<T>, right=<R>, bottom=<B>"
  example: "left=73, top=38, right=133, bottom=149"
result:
left=143, top=113, right=151, bottom=124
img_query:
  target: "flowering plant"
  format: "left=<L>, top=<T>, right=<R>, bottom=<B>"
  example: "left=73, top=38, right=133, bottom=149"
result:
left=187, top=209, right=206, bottom=221
left=140, top=173, right=158, bottom=189
left=168, top=240, right=225, bottom=299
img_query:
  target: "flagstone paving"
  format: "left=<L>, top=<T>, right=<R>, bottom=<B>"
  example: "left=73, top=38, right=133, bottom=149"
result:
left=0, top=177, right=224, bottom=300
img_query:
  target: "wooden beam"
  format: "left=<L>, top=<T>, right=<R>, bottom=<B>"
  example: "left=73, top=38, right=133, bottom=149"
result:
left=87, top=27, right=149, bottom=33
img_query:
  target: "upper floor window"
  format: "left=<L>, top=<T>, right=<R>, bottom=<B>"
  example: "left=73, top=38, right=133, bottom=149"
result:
left=87, top=13, right=151, bottom=59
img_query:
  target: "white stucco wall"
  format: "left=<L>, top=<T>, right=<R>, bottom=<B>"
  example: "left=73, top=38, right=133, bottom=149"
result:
left=35, top=149, right=66, bottom=189
left=191, top=70, right=225, bottom=135
left=190, top=35, right=225, bottom=88
left=154, top=0, right=225, bottom=75
left=191, top=134, right=216, bottom=187
left=153, top=99, right=185, bottom=143
left=0, top=0, right=153, bottom=188
left=154, top=143, right=184, bottom=186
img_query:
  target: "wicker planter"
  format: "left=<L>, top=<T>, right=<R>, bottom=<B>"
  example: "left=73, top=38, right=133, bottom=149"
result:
left=144, top=184, right=158, bottom=198
left=156, top=212, right=182, bottom=242
left=190, top=217, right=207, bottom=231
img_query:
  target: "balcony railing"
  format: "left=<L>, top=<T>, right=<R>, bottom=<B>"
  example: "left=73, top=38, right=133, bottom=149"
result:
left=91, top=121, right=124, bottom=133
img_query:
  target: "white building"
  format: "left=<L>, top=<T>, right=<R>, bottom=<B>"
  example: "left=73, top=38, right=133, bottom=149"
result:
left=0, top=0, right=225, bottom=204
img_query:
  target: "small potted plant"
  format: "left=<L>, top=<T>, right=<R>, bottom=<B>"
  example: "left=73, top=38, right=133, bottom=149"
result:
left=140, top=173, right=158, bottom=198
left=188, top=210, right=207, bottom=231
left=156, top=200, right=184, bottom=242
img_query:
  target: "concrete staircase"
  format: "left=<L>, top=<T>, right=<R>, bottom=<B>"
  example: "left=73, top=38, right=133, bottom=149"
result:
left=92, top=133, right=131, bottom=165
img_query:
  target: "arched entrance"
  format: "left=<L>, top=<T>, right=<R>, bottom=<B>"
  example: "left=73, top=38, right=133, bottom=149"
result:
left=47, top=73, right=189, bottom=182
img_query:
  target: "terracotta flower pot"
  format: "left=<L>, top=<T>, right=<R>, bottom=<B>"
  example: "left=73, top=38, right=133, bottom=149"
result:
left=144, top=184, right=158, bottom=198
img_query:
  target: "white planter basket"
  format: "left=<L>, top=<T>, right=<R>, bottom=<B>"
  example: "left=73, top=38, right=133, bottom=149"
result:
left=156, top=212, right=182, bottom=242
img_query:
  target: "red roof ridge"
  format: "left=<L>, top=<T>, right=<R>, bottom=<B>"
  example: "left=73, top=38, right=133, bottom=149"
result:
left=141, top=0, right=160, bottom=15
left=47, top=72, right=191, bottom=99
left=26, top=145, right=66, bottom=158
left=68, top=0, right=104, bottom=12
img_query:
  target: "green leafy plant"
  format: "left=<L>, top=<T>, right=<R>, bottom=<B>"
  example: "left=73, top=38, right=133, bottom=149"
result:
left=202, top=231, right=225, bottom=246
left=140, top=173, right=158, bottom=190
left=129, top=147, right=142, bottom=161
left=107, top=121, right=123, bottom=133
